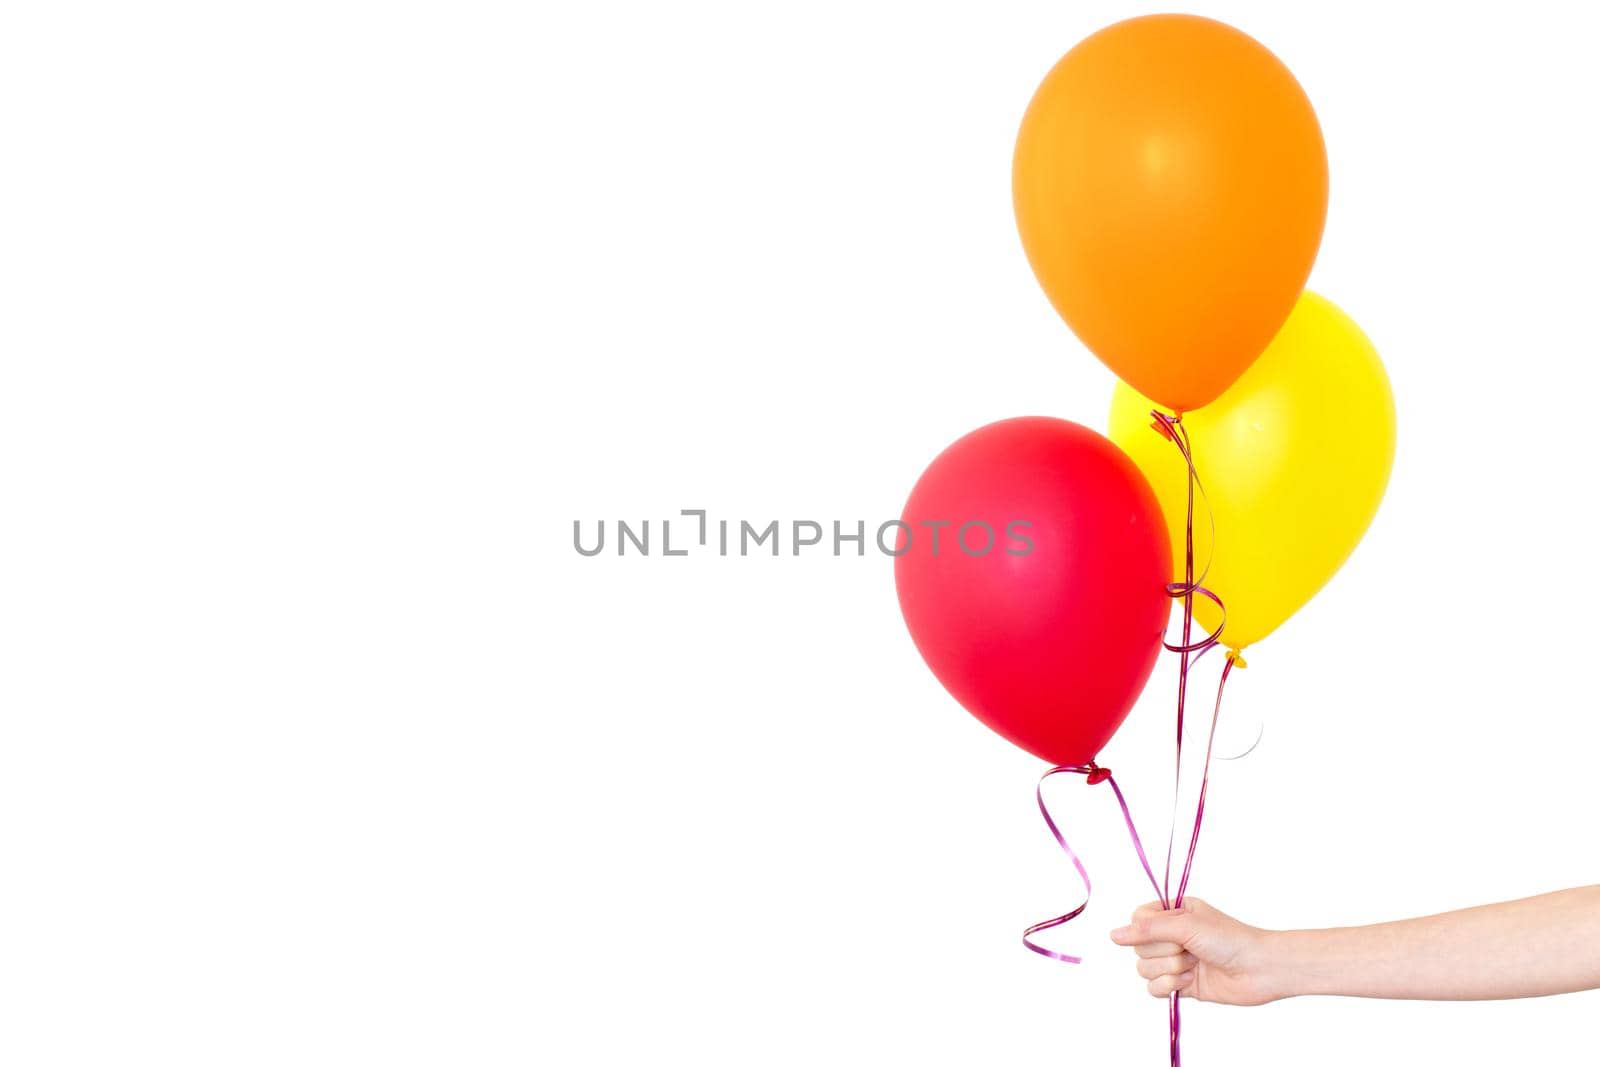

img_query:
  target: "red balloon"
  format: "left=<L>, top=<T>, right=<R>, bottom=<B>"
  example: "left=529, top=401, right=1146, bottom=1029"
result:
left=895, top=417, right=1171, bottom=766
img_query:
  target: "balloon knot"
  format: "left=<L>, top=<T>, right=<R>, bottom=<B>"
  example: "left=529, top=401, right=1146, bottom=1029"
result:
left=1226, top=649, right=1248, bottom=669
left=1085, top=765, right=1113, bottom=785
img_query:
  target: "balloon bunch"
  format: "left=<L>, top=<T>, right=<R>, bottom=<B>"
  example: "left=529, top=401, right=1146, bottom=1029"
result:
left=895, top=15, right=1394, bottom=1064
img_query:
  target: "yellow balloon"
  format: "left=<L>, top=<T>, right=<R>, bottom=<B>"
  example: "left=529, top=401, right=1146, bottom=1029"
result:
left=1109, top=291, right=1395, bottom=651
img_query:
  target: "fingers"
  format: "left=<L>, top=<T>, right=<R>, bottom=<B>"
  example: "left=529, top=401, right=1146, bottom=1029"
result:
left=1147, top=970, right=1195, bottom=998
left=1132, top=941, right=1184, bottom=959
left=1136, top=952, right=1197, bottom=980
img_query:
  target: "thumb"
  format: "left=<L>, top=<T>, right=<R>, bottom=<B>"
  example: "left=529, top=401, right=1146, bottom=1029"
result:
left=1111, top=907, right=1200, bottom=948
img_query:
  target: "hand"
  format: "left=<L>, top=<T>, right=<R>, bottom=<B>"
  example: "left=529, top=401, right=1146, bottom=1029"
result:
left=1110, top=898, right=1283, bottom=1006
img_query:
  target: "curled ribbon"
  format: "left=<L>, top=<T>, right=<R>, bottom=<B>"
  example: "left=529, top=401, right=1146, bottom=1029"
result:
left=1022, top=763, right=1166, bottom=964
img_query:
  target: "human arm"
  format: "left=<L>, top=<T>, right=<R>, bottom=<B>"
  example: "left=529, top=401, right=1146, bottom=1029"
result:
left=1109, top=887, right=1600, bottom=1004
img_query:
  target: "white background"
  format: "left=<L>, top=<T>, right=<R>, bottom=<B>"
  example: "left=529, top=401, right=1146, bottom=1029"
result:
left=3, top=1, right=1597, bottom=1063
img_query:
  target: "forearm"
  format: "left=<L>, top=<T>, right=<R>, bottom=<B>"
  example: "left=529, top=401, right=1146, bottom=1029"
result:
left=1268, top=886, right=1600, bottom=1001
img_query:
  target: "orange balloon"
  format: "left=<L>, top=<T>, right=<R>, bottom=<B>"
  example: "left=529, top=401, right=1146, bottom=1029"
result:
left=1013, top=15, right=1328, bottom=413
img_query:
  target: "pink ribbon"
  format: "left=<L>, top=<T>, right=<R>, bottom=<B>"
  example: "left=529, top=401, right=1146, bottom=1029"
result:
left=1023, top=410, right=1237, bottom=1067
left=1021, top=763, right=1165, bottom=964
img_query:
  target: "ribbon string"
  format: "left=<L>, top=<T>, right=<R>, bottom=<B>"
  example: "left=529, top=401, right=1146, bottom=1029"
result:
left=1023, top=409, right=1239, bottom=1067
left=1176, top=652, right=1237, bottom=908
left=1154, top=409, right=1225, bottom=1067
left=1022, top=764, right=1167, bottom=963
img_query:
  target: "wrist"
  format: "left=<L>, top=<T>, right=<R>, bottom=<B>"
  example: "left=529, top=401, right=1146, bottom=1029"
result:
left=1258, top=927, right=1336, bottom=1001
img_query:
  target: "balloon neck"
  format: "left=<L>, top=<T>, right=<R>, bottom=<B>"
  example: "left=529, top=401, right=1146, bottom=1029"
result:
left=1084, top=763, right=1113, bottom=785
left=1225, top=648, right=1248, bottom=669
